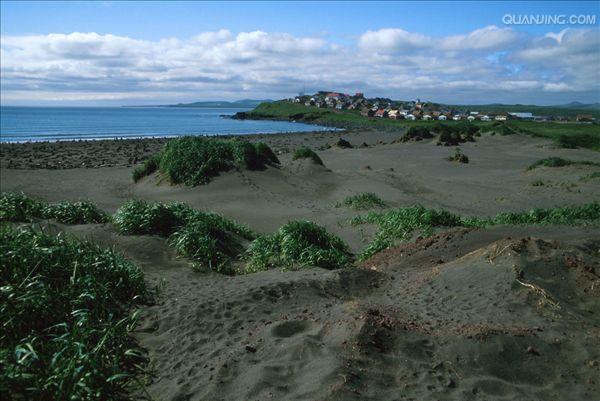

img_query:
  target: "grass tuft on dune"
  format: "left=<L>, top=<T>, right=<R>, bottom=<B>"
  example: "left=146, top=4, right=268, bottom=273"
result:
left=336, top=192, right=386, bottom=210
left=354, top=203, right=600, bottom=259
left=132, top=136, right=280, bottom=186
left=0, top=192, right=109, bottom=224
left=114, top=200, right=254, bottom=273
left=292, top=146, right=324, bottom=165
left=246, top=220, right=352, bottom=272
left=527, top=157, right=600, bottom=170
left=0, top=225, right=148, bottom=400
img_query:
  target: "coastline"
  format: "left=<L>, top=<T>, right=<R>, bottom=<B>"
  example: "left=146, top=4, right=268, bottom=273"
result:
left=0, top=129, right=398, bottom=170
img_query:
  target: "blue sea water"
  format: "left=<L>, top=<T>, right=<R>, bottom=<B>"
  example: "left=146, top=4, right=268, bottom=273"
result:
left=0, top=106, right=332, bottom=142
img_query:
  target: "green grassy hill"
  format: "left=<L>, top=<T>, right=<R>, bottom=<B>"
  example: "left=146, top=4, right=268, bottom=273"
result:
left=244, top=101, right=599, bottom=150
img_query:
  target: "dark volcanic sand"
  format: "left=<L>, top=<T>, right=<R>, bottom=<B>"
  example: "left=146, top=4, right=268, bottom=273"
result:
left=2, top=130, right=600, bottom=400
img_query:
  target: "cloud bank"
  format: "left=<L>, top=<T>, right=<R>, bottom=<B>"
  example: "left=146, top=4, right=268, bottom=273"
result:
left=1, top=26, right=598, bottom=105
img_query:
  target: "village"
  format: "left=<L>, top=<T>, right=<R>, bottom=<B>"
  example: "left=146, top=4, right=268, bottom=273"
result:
left=291, top=91, right=596, bottom=123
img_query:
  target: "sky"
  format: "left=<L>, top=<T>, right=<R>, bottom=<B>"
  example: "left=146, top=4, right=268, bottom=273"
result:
left=1, top=1, right=599, bottom=106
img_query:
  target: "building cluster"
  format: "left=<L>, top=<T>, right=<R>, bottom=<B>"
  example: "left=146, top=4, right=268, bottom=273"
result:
left=292, top=92, right=596, bottom=123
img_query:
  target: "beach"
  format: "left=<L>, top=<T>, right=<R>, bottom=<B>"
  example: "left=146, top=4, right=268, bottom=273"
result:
left=2, top=129, right=600, bottom=400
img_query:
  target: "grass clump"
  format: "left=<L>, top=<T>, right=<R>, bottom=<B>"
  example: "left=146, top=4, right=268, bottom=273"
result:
left=447, top=148, right=469, bottom=163
left=132, top=154, right=161, bottom=182
left=43, top=201, right=109, bottom=224
left=0, top=225, right=148, bottom=400
left=336, top=192, right=386, bottom=210
left=402, top=126, right=433, bottom=142
left=246, top=220, right=352, bottom=272
left=114, top=200, right=254, bottom=272
left=132, top=137, right=279, bottom=186
left=0, top=192, right=44, bottom=222
left=353, top=203, right=600, bottom=259
left=292, top=146, right=324, bottom=165
left=527, top=157, right=600, bottom=170
left=580, top=172, right=600, bottom=182
left=0, top=192, right=108, bottom=224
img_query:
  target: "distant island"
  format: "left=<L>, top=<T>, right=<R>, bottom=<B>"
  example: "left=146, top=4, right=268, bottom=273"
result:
left=126, top=99, right=273, bottom=108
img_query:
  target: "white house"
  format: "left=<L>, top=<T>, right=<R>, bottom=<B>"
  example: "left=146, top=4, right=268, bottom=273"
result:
left=422, top=114, right=432, bottom=121
left=467, top=115, right=476, bottom=121
left=438, top=115, right=447, bottom=121
left=405, top=114, right=416, bottom=121
left=480, top=115, right=491, bottom=122
left=452, top=115, right=462, bottom=121
left=494, top=113, right=508, bottom=121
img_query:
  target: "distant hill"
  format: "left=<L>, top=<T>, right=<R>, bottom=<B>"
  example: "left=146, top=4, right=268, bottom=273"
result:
left=168, top=99, right=273, bottom=108
left=555, top=102, right=600, bottom=110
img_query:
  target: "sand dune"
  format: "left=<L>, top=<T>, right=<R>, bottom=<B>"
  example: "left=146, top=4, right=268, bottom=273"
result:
left=2, top=130, right=599, bottom=400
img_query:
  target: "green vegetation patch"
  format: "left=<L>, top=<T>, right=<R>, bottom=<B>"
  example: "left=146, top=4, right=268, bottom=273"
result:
left=114, top=200, right=254, bottom=272
left=353, top=203, right=600, bottom=260
left=0, top=192, right=109, bottom=224
left=132, top=136, right=279, bottom=186
left=433, top=122, right=480, bottom=146
left=580, top=172, right=600, bottom=182
left=401, top=126, right=433, bottom=142
left=292, top=147, right=324, bottom=165
left=509, top=120, right=600, bottom=151
left=447, top=148, right=469, bottom=163
left=336, top=192, right=386, bottom=210
left=527, top=157, right=600, bottom=170
left=0, top=225, right=148, bottom=400
left=246, top=220, right=352, bottom=272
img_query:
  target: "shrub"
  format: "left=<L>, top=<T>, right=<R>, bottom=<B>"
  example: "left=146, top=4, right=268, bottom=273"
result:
left=246, top=220, right=352, bottom=272
left=337, top=192, right=386, bottom=210
left=132, top=154, right=161, bottom=182
left=134, top=137, right=279, bottom=186
left=353, top=203, right=600, bottom=259
left=0, top=192, right=108, bottom=224
left=292, top=147, right=324, bottom=165
left=0, top=225, right=148, bottom=400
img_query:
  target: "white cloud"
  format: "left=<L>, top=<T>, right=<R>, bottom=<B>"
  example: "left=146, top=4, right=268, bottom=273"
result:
left=1, top=27, right=598, bottom=105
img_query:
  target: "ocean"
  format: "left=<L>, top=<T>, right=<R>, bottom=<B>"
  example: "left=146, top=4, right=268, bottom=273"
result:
left=0, top=106, right=331, bottom=142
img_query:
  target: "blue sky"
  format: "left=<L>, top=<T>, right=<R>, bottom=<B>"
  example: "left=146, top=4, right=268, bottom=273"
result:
left=1, top=1, right=599, bottom=105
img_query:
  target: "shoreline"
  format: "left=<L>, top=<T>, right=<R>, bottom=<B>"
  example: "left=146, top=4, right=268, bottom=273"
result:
left=0, top=127, right=343, bottom=145
left=0, top=129, right=400, bottom=170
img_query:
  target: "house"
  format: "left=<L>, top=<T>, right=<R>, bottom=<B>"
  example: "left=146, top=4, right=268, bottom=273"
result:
left=422, top=113, right=432, bottom=121
left=438, top=115, right=447, bottom=121
left=469, top=111, right=479, bottom=116
left=494, top=113, right=508, bottom=121
left=411, top=110, right=422, bottom=119
left=452, top=115, right=462, bottom=121
left=432, top=111, right=441, bottom=119
left=388, top=110, right=399, bottom=119
left=294, top=97, right=302, bottom=103
left=304, top=101, right=312, bottom=107
left=467, top=115, right=476, bottom=121
left=361, top=108, right=376, bottom=117
left=479, top=115, right=491, bottom=122
left=405, top=114, right=416, bottom=121
left=335, top=103, right=345, bottom=110
left=576, top=114, right=595, bottom=122
left=325, top=92, right=341, bottom=101
left=375, top=109, right=388, bottom=118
